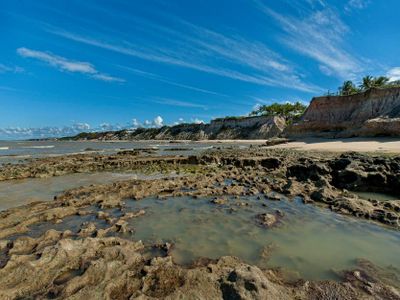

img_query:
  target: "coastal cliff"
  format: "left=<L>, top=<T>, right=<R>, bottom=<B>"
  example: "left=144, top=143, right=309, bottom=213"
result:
left=67, top=87, right=400, bottom=141
left=68, top=115, right=286, bottom=141
left=290, top=87, right=400, bottom=137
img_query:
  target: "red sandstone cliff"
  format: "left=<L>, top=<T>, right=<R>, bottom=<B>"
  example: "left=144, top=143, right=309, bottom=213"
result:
left=290, top=87, right=400, bottom=137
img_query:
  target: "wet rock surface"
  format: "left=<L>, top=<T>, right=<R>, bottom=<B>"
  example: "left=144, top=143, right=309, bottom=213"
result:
left=0, top=151, right=189, bottom=181
left=0, top=232, right=398, bottom=299
left=255, top=213, right=280, bottom=228
left=0, top=148, right=399, bottom=298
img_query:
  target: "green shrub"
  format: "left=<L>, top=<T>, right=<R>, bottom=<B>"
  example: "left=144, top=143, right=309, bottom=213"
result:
left=249, top=102, right=307, bottom=118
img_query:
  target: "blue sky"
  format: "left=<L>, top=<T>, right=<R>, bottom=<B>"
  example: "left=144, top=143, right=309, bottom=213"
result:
left=1, top=0, right=400, bottom=139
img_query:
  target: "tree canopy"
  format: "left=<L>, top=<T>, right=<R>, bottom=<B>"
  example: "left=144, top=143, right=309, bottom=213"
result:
left=249, top=102, right=307, bottom=118
left=338, top=80, right=359, bottom=96
left=337, top=75, right=399, bottom=96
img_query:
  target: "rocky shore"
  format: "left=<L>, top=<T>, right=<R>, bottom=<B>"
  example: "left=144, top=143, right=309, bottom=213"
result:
left=0, top=148, right=399, bottom=298
left=0, top=151, right=189, bottom=181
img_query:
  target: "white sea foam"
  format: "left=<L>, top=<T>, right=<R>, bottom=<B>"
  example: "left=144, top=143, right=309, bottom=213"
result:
left=22, top=145, right=55, bottom=149
left=198, top=146, right=213, bottom=150
left=0, top=147, right=9, bottom=150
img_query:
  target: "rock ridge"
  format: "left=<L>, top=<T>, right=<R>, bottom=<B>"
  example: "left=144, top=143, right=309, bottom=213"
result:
left=290, top=87, right=400, bottom=137
left=66, top=115, right=286, bottom=141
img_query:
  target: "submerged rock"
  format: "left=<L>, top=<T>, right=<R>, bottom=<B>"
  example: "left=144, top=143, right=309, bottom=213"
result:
left=0, top=231, right=397, bottom=299
left=210, top=197, right=228, bottom=205
left=256, top=213, right=279, bottom=228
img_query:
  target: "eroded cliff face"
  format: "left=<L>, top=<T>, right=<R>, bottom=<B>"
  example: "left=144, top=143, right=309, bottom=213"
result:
left=71, top=115, right=286, bottom=141
left=290, top=87, right=400, bottom=137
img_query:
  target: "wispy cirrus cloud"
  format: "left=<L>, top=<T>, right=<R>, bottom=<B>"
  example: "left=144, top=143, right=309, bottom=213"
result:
left=0, top=63, right=24, bottom=74
left=0, top=86, right=19, bottom=92
left=47, top=18, right=322, bottom=93
left=17, top=47, right=124, bottom=82
left=152, top=98, right=208, bottom=110
left=118, top=66, right=226, bottom=97
left=306, top=0, right=326, bottom=8
left=168, top=17, right=291, bottom=73
left=345, top=0, right=370, bottom=12
left=45, top=7, right=291, bottom=74
left=256, top=1, right=363, bottom=79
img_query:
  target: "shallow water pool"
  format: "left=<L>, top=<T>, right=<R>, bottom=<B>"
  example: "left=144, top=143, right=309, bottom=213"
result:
left=354, top=191, right=399, bottom=201
left=0, top=172, right=172, bottom=211
left=125, top=196, right=400, bottom=281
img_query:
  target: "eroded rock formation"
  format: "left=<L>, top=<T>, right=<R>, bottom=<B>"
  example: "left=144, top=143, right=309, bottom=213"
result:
left=0, top=148, right=399, bottom=298
left=2, top=233, right=397, bottom=299
left=66, top=115, right=286, bottom=141
left=290, top=87, right=400, bottom=137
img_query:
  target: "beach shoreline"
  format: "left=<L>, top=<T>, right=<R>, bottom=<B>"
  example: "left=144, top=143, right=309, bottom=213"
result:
left=0, top=142, right=399, bottom=298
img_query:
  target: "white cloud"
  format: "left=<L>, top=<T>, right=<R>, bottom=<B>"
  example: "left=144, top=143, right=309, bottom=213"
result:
left=72, top=122, right=90, bottom=131
left=174, top=118, right=186, bottom=125
left=345, top=0, right=370, bottom=11
left=191, top=118, right=204, bottom=124
left=152, top=98, right=208, bottom=110
left=132, top=118, right=140, bottom=128
left=48, top=20, right=321, bottom=93
left=387, top=67, right=400, bottom=82
left=0, top=63, right=24, bottom=74
left=174, top=18, right=291, bottom=73
left=0, top=116, right=213, bottom=139
left=251, top=97, right=276, bottom=105
left=100, top=123, right=114, bottom=131
left=257, top=3, right=362, bottom=79
left=17, top=47, right=124, bottom=82
left=306, top=0, right=326, bottom=7
left=118, top=66, right=225, bottom=97
left=138, top=116, right=164, bottom=128
left=0, top=122, right=91, bottom=139
left=252, top=103, right=262, bottom=112
left=92, top=73, right=125, bottom=83
left=152, top=116, right=163, bottom=127
left=17, top=47, right=96, bottom=73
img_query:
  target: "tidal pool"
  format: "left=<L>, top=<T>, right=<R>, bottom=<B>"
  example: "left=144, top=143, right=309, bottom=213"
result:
left=354, top=191, right=399, bottom=201
left=0, top=172, right=173, bottom=211
left=125, top=196, right=400, bottom=281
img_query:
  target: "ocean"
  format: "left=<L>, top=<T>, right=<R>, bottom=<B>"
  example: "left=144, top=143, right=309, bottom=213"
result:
left=0, top=140, right=257, bottom=165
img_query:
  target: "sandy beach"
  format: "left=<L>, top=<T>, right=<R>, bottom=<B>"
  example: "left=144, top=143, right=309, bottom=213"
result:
left=269, top=137, right=400, bottom=153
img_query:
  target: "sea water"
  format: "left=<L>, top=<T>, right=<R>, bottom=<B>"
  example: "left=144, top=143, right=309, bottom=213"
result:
left=124, top=196, right=400, bottom=281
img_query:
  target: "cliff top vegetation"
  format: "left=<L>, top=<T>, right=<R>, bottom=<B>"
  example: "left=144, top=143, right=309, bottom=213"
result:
left=249, top=102, right=307, bottom=118
left=333, top=76, right=400, bottom=96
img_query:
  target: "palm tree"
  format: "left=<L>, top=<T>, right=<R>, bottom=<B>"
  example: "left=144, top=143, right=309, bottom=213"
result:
left=360, top=76, right=374, bottom=90
left=373, top=76, right=390, bottom=87
left=339, top=80, right=359, bottom=96
left=360, top=76, right=390, bottom=91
